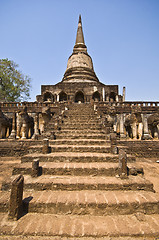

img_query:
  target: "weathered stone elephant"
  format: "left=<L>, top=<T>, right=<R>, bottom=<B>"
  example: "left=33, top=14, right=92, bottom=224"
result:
left=39, top=106, right=52, bottom=134
left=148, top=113, right=159, bottom=139
left=0, top=109, right=11, bottom=138
left=16, top=107, right=34, bottom=139
left=124, top=112, right=143, bottom=139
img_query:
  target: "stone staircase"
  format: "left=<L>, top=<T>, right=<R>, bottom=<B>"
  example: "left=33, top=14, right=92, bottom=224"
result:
left=1, top=103, right=159, bottom=238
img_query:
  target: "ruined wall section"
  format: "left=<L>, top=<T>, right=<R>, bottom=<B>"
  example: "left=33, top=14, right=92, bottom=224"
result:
left=37, top=82, right=119, bottom=103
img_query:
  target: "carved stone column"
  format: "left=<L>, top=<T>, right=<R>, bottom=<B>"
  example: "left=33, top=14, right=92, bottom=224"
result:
left=142, top=114, right=151, bottom=140
left=6, top=127, right=10, bottom=138
left=9, top=113, right=16, bottom=139
left=138, top=122, right=143, bottom=140
left=132, top=122, right=137, bottom=139
left=16, top=113, right=21, bottom=139
left=21, top=123, right=27, bottom=139
left=102, top=88, right=105, bottom=101
left=153, top=125, right=159, bottom=139
left=0, top=123, right=2, bottom=138
left=1, top=126, right=6, bottom=138
left=120, top=113, right=126, bottom=138
left=154, top=129, right=158, bottom=139
left=157, top=124, right=159, bottom=139
left=113, top=122, right=117, bottom=132
left=123, top=87, right=126, bottom=102
left=94, top=104, right=97, bottom=111
left=106, top=95, right=109, bottom=102
left=32, top=113, right=39, bottom=139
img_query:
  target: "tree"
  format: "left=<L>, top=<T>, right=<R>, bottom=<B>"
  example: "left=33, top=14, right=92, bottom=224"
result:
left=0, top=58, right=31, bottom=102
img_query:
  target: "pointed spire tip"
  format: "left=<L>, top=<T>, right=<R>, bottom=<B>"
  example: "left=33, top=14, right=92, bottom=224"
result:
left=79, top=15, right=81, bottom=23
left=73, top=14, right=87, bottom=53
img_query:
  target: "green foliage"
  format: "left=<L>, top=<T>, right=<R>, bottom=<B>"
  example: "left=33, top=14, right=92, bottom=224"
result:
left=0, top=58, right=31, bottom=102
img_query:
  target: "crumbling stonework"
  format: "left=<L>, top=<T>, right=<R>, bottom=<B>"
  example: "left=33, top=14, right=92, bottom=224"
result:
left=0, top=15, right=159, bottom=238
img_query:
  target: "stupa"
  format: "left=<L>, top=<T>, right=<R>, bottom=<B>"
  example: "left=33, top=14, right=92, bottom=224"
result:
left=36, top=15, right=124, bottom=103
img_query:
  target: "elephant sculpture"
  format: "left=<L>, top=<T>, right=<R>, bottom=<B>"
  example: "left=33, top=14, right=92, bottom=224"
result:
left=148, top=113, right=159, bottom=139
left=125, top=112, right=143, bottom=139
left=39, top=106, right=52, bottom=134
left=0, top=109, right=11, bottom=138
left=16, top=106, right=34, bottom=139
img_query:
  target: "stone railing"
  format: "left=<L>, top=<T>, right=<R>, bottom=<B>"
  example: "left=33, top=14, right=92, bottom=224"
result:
left=96, top=101, right=159, bottom=115
left=1, top=100, right=158, bottom=112
left=0, top=101, right=68, bottom=113
left=97, top=101, right=159, bottom=107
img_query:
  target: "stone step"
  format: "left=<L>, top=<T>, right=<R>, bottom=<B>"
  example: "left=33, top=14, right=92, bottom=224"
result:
left=46, top=128, right=108, bottom=135
left=2, top=175, right=154, bottom=192
left=56, top=129, right=105, bottom=134
left=28, top=145, right=111, bottom=154
left=66, top=112, right=97, bottom=115
left=68, top=103, right=92, bottom=107
left=61, top=122, right=100, bottom=126
left=65, top=109, right=96, bottom=112
left=65, top=114, right=97, bottom=118
left=1, top=190, right=159, bottom=215
left=61, top=122, right=101, bottom=126
left=44, top=139, right=110, bottom=145
left=21, top=152, right=136, bottom=163
left=67, top=107, right=94, bottom=109
left=1, top=212, right=159, bottom=237
left=12, top=162, right=142, bottom=177
left=24, top=190, right=159, bottom=215
left=65, top=110, right=95, bottom=113
left=0, top=213, right=159, bottom=237
left=66, top=106, right=94, bottom=110
left=63, top=119, right=100, bottom=123
left=12, top=162, right=117, bottom=176
left=56, top=134, right=107, bottom=139
left=41, top=133, right=108, bottom=140
left=64, top=116, right=98, bottom=120
left=68, top=109, right=94, bottom=111
left=60, top=126, right=102, bottom=130
left=48, top=121, right=100, bottom=127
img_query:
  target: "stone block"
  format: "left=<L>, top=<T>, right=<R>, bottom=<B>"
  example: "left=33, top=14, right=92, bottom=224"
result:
left=110, top=132, right=117, bottom=142
left=8, top=175, right=24, bottom=220
left=31, top=159, right=40, bottom=177
left=112, top=146, right=118, bottom=154
left=110, top=133, right=118, bottom=154
left=42, top=138, right=50, bottom=154
left=118, top=149, right=128, bottom=178
left=129, top=167, right=144, bottom=176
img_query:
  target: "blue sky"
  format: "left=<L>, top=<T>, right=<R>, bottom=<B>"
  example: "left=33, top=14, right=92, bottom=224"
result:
left=0, top=0, right=159, bottom=101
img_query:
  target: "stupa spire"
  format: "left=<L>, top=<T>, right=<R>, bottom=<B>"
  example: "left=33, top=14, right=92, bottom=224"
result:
left=62, top=15, right=99, bottom=83
left=73, top=15, right=87, bottom=53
